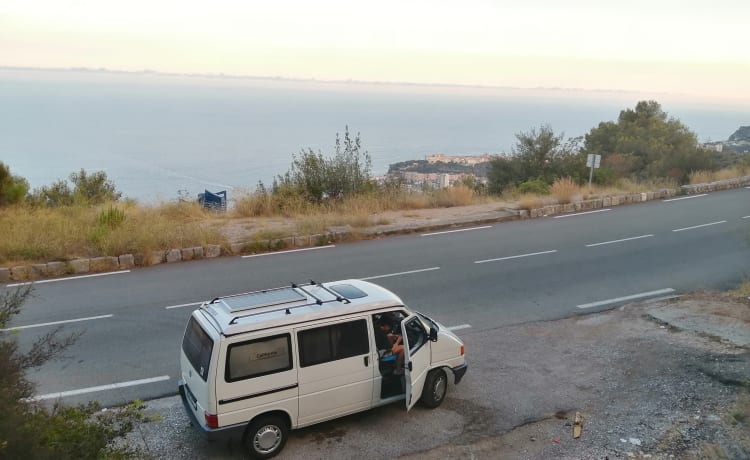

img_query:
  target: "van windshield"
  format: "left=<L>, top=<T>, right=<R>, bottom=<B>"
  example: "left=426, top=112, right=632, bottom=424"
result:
left=182, top=316, right=214, bottom=381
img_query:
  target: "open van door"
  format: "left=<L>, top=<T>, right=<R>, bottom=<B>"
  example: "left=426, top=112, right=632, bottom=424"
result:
left=401, top=315, right=430, bottom=411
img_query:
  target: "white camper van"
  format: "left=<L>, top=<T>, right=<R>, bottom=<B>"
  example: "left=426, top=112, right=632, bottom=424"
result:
left=178, top=279, right=467, bottom=459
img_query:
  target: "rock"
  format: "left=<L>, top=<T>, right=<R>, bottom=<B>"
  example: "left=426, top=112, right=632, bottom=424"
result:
left=192, top=246, right=204, bottom=259
left=204, top=244, right=221, bottom=258
left=0, top=267, right=9, bottom=283
left=70, top=259, right=90, bottom=274
left=118, top=254, right=135, bottom=269
left=46, top=261, right=67, bottom=277
left=10, top=265, right=32, bottom=281
left=181, top=248, right=194, bottom=261
left=149, top=251, right=166, bottom=265
left=32, top=264, right=48, bottom=278
left=89, top=256, right=118, bottom=272
left=165, top=249, right=182, bottom=263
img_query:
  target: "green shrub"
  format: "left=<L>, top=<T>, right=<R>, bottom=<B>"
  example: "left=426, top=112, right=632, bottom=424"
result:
left=518, top=179, right=550, bottom=195
left=98, top=206, right=126, bottom=228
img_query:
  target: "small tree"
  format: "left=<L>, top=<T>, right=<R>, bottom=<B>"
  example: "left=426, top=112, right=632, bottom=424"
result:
left=276, top=126, right=373, bottom=203
left=0, top=286, right=146, bottom=458
left=30, top=169, right=122, bottom=207
left=0, top=162, right=29, bottom=206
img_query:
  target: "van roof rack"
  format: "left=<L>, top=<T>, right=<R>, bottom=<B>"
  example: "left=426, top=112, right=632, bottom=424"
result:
left=203, top=280, right=351, bottom=325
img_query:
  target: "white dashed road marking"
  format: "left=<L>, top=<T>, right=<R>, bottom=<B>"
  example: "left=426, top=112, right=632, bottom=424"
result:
left=32, top=375, right=171, bottom=401
left=362, top=267, right=440, bottom=280
left=663, top=194, right=707, bottom=202
left=242, top=245, right=335, bottom=258
left=422, top=226, right=492, bottom=237
left=475, top=250, right=557, bottom=264
left=576, top=288, right=675, bottom=309
left=672, top=221, right=726, bottom=232
left=585, top=234, right=654, bottom=247
left=6, top=270, right=130, bottom=287
left=0, top=314, right=114, bottom=332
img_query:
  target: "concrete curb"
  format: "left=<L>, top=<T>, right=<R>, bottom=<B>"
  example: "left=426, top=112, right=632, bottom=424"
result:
left=2, top=176, right=748, bottom=282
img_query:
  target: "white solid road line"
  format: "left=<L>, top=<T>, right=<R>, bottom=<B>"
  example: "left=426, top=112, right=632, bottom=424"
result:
left=576, top=288, right=675, bottom=309
left=475, top=250, right=557, bottom=264
left=31, top=375, right=171, bottom=401
left=362, top=267, right=440, bottom=281
left=663, top=194, right=707, bottom=202
left=585, top=234, right=654, bottom=247
left=242, top=245, right=335, bottom=258
left=672, top=221, right=727, bottom=232
left=165, top=301, right=203, bottom=310
left=0, top=314, right=114, bottom=332
left=446, top=324, right=472, bottom=331
left=553, top=209, right=611, bottom=219
left=6, top=270, right=131, bottom=287
left=743, top=216, right=750, bottom=219
left=421, top=226, right=492, bottom=237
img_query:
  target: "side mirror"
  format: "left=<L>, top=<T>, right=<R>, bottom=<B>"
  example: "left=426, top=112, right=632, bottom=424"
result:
left=429, top=327, right=438, bottom=342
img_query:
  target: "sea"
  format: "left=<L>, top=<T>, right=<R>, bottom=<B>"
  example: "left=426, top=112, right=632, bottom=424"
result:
left=1, top=68, right=748, bottom=202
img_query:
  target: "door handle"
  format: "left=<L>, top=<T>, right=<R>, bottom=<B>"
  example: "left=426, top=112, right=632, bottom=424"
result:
left=364, top=356, right=369, bottom=367
left=407, top=361, right=413, bottom=371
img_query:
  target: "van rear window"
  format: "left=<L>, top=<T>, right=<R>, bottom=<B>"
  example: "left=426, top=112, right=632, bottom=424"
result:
left=183, top=316, right=214, bottom=381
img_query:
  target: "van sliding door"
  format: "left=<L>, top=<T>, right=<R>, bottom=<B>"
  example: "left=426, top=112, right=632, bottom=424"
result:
left=296, top=318, right=374, bottom=426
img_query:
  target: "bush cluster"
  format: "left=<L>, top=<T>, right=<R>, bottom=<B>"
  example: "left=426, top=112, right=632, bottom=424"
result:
left=0, top=286, right=147, bottom=458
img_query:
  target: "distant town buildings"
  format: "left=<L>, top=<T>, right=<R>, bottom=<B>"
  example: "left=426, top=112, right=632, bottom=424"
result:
left=425, top=153, right=493, bottom=165
left=388, top=154, right=493, bottom=189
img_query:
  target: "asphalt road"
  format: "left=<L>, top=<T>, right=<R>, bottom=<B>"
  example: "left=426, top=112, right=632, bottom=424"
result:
left=4, top=188, right=749, bottom=407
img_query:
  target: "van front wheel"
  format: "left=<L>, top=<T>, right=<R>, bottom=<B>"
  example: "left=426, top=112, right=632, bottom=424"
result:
left=243, top=415, right=289, bottom=459
left=420, top=368, right=448, bottom=408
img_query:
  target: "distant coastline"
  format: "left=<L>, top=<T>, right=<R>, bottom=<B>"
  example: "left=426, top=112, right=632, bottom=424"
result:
left=0, top=65, right=677, bottom=101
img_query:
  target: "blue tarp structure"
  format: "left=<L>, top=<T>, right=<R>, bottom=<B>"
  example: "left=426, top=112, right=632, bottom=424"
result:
left=198, top=190, right=227, bottom=211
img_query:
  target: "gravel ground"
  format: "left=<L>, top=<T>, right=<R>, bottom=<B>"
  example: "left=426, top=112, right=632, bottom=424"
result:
left=125, top=293, right=750, bottom=459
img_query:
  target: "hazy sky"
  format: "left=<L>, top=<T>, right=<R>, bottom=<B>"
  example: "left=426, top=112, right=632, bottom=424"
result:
left=2, top=0, right=749, bottom=103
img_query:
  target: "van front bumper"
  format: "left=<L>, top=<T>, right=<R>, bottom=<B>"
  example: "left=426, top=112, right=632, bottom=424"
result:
left=451, top=363, right=468, bottom=384
left=178, top=380, right=245, bottom=442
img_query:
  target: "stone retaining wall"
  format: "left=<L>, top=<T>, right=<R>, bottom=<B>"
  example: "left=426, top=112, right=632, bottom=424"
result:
left=2, top=176, right=748, bottom=283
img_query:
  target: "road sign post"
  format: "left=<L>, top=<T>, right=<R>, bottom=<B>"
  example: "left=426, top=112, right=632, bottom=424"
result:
left=586, top=154, right=601, bottom=189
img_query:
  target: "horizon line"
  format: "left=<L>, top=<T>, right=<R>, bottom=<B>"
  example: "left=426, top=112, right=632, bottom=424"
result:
left=0, top=64, right=673, bottom=98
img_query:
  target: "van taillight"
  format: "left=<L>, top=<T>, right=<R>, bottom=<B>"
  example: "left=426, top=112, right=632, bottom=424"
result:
left=460, top=345, right=465, bottom=356
left=205, top=412, right=219, bottom=429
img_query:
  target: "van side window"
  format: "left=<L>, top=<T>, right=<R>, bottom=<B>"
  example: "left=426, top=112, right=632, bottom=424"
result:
left=226, top=334, right=292, bottom=382
left=298, top=319, right=369, bottom=367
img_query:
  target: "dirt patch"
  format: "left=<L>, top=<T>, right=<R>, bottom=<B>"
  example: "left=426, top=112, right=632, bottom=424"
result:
left=403, top=296, right=750, bottom=460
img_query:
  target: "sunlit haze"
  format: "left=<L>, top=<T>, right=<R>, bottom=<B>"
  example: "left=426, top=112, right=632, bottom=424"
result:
left=1, top=0, right=749, bottom=104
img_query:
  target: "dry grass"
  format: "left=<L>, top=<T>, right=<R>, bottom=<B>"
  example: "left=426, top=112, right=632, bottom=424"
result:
left=550, top=177, right=581, bottom=204
left=430, top=185, right=475, bottom=207
left=732, top=280, right=750, bottom=298
left=690, top=166, right=750, bottom=185
left=0, top=202, right=226, bottom=266
left=517, top=194, right=547, bottom=211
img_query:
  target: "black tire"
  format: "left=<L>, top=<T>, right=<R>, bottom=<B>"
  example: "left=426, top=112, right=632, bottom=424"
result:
left=420, top=368, right=448, bottom=408
left=242, top=415, right=289, bottom=459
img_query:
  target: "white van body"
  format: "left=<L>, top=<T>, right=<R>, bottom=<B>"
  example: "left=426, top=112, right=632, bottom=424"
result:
left=178, top=279, right=467, bottom=458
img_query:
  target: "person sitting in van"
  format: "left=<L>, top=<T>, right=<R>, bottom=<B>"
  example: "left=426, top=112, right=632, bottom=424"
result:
left=375, top=319, right=405, bottom=374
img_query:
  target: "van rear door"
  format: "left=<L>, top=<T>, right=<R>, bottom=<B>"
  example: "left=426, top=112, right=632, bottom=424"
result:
left=180, top=314, right=216, bottom=429
left=401, top=315, right=430, bottom=411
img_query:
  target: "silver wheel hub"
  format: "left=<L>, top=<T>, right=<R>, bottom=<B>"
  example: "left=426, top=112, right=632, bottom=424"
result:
left=433, top=375, right=446, bottom=400
left=254, top=425, right=281, bottom=453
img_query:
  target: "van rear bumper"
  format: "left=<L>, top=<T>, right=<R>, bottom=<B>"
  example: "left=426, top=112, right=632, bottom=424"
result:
left=178, top=381, right=245, bottom=442
left=451, top=363, right=468, bottom=384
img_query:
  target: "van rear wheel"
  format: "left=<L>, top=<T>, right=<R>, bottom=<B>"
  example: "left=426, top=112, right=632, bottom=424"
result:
left=243, top=415, right=289, bottom=459
left=420, top=368, right=448, bottom=408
